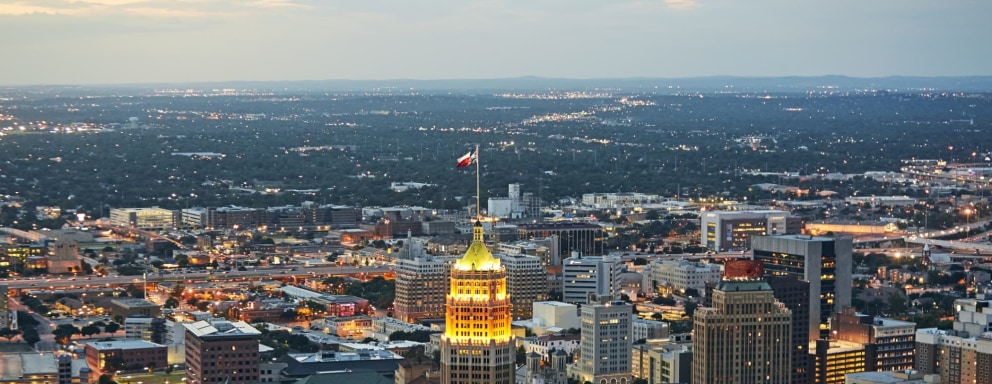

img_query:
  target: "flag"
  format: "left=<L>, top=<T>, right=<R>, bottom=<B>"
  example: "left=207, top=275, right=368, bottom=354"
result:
left=456, top=147, right=477, bottom=168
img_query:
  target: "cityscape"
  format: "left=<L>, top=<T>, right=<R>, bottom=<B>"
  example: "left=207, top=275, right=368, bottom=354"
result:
left=0, top=78, right=989, bottom=384
left=2, top=2, right=992, bottom=384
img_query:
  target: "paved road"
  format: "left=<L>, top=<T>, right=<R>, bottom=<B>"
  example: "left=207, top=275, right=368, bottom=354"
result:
left=2, top=265, right=392, bottom=290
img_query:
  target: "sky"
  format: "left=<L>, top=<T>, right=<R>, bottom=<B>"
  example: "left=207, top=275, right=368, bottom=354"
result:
left=0, top=0, right=990, bottom=85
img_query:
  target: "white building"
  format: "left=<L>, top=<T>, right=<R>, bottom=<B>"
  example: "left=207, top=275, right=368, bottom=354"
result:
left=647, top=259, right=722, bottom=296
left=631, top=319, right=670, bottom=341
left=562, top=255, right=624, bottom=304
left=522, top=333, right=582, bottom=357
left=578, top=298, right=632, bottom=384
left=532, top=301, right=580, bottom=330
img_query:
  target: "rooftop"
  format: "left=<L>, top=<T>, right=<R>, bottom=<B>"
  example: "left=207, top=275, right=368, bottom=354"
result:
left=0, top=353, right=58, bottom=379
left=85, top=339, right=163, bottom=350
left=184, top=319, right=261, bottom=338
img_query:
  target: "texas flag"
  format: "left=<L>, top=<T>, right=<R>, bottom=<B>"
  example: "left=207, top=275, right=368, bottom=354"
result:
left=456, top=147, right=477, bottom=168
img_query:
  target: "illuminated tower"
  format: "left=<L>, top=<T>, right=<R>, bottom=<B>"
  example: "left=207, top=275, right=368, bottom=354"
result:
left=441, top=221, right=515, bottom=384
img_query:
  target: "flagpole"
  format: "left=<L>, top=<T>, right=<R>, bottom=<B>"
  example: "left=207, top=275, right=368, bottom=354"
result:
left=475, top=144, right=481, bottom=219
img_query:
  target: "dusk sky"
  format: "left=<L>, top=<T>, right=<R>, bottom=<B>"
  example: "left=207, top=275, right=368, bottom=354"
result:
left=1, top=0, right=989, bottom=85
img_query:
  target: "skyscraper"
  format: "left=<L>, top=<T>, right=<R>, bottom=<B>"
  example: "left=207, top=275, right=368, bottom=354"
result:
left=766, top=275, right=812, bottom=384
left=440, top=222, right=515, bottom=384
left=578, top=296, right=632, bottom=384
left=753, top=234, right=853, bottom=339
left=693, top=278, right=793, bottom=384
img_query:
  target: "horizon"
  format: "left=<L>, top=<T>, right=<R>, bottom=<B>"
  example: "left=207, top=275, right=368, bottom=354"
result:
left=1, top=1, right=989, bottom=86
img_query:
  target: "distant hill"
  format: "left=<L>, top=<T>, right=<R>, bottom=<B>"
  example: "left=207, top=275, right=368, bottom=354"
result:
left=14, top=75, right=992, bottom=94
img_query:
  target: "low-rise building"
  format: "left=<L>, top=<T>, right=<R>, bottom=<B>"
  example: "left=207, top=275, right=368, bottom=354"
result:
left=84, top=339, right=168, bottom=375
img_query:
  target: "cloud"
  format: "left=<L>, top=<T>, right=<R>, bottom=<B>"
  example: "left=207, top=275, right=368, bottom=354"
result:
left=0, top=2, right=81, bottom=15
left=122, top=6, right=208, bottom=18
left=248, top=0, right=311, bottom=9
left=664, top=0, right=697, bottom=10
left=68, top=0, right=149, bottom=5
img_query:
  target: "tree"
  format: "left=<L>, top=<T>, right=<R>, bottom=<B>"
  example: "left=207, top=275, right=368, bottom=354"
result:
left=633, top=379, right=649, bottom=384
left=515, top=345, right=526, bottom=365
left=0, top=327, right=21, bottom=343
left=104, top=322, right=121, bottom=337
left=98, top=374, right=116, bottom=384
left=684, top=301, right=698, bottom=319
left=887, top=294, right=908, bottom=315
left=53, top=324, right=80, bottom=346
left=81, top=324, right=102, bottom=339
left=21, top=328, right=40, bottom=346
left=164, top=297, right=180, bottom=308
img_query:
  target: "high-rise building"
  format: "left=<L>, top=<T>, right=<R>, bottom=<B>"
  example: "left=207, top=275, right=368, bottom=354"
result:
left=914, top=293, right=992, bottom=384
left=578, top=297, right=632, bottom=384
left=497, top=254, right=547, bottom=319
left=766, top=275, right=812, bottom=384
left=753, top=234, right=853, bottom=339
left=440, top=222, right=515, bottom=384
left=701, top=210, right=802, bottom=252
left=693, top=279, right=793, bottom=384
left=393, top=236, right=451, bottom=323
left=562, top=255, right=623, bottom=304
left=184, top=319, right=262, bottom=384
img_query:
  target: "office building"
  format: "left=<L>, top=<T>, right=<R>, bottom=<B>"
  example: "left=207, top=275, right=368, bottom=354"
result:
left=184, top=319, right=261, bottom=384
left=393, top=238, right=451, bottom=323
left=701, top=210, right=802, bottom=252
left=646, top=259, right=722, bottom=297
left=498, top=254, right=547, bottom=319
left=812, top=339, right=866, bottom=384
left=109, top=207, right=177, bottom=230
left=631, top=319, right=670, bottom=341
left=766, top=275, right=812, bottom=384
left=124, top=316, right=167, bottom=344
left=440, top=221, right=515, bottom=384
left=562, top=254, right=623, bottom=304
left=578, top=297, right=633, bottom=384
left=693, top=279, right=793, bottom=384
left=753, top=234, right=853, bottom=339
left=517, top=223, right=604, bottom=259
left=109, top=299, right=161, bottom=319
left=830, top=307, right=915, bottom=372
left=631, top=341, right=693, bottom=384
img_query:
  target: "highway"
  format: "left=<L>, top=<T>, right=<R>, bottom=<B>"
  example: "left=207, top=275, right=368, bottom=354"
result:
left=2, top=265, right=393, bottom=290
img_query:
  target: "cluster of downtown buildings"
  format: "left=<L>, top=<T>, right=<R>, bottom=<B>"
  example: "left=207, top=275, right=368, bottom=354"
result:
left=3, top=186, right=992, bottom=384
